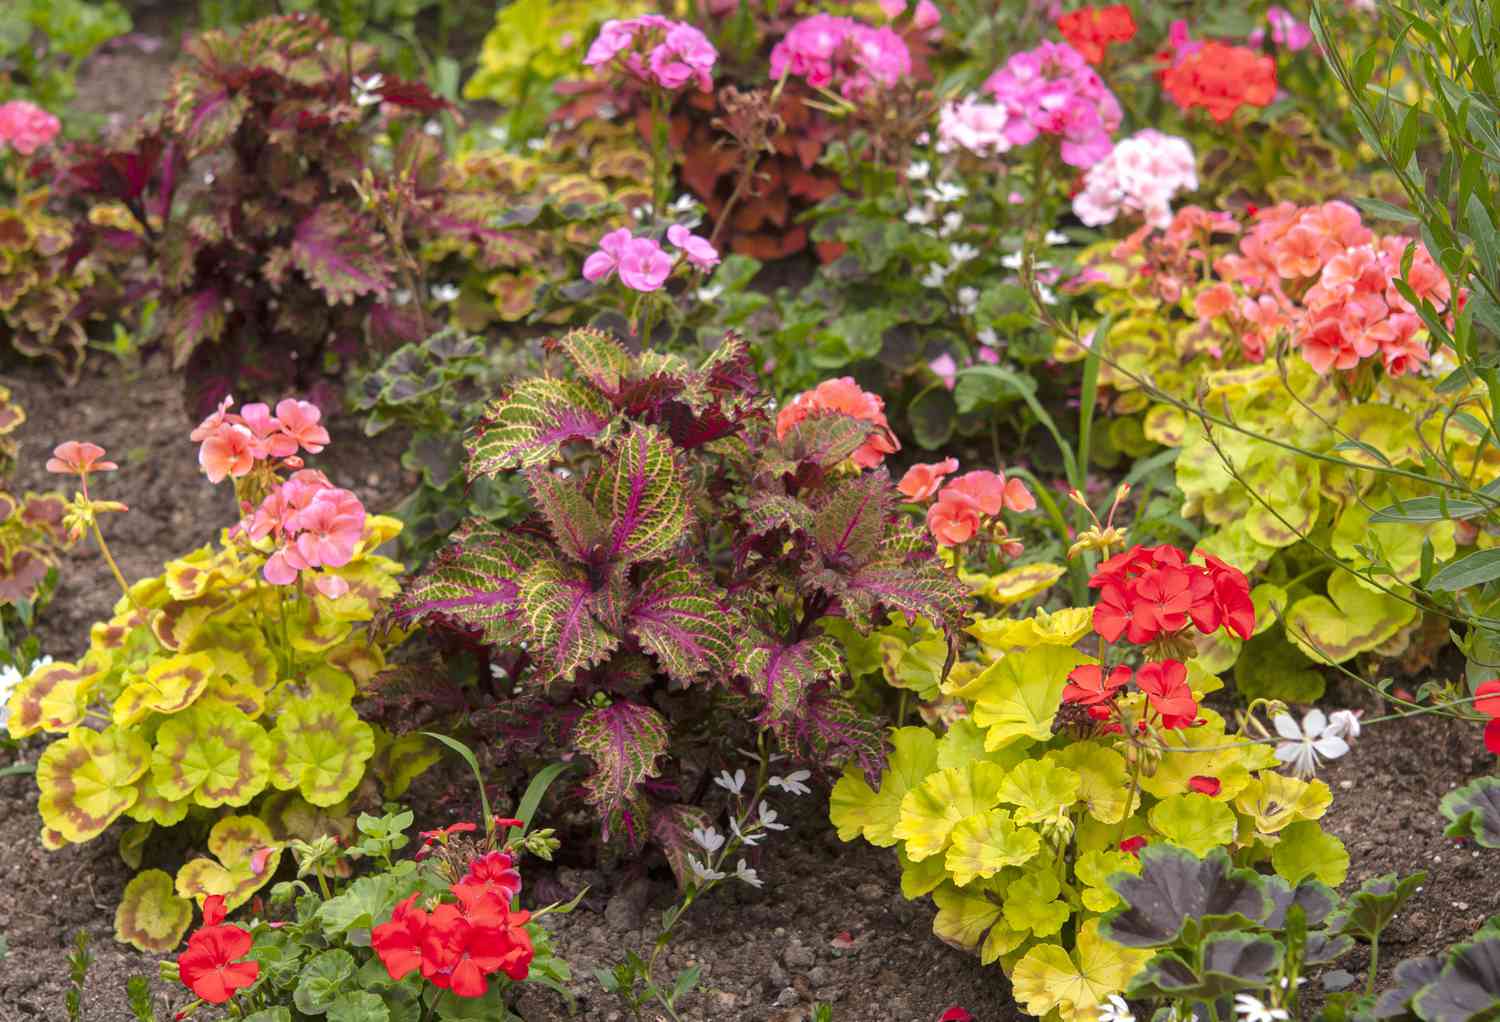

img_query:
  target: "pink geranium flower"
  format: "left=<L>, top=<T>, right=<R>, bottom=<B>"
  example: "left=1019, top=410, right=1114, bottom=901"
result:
left=0, top=101, right=60, bottom=156
left=666, top=224, right=720, bottom=271
left=46, top=441, right=118, bottom=476
left=583, top=228, right=633, bottom=284
left=618, top=236, right=674, bottom=292
left=898, top=458, right=959, bottom=500
left=275, top=399, right=330, bottom=454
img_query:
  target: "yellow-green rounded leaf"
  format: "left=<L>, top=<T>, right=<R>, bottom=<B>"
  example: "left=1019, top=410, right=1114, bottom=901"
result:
left=7, top=660, right=101, bottom=738
left=1076, top=849, right=1141, bottom=912
left=37, top=726, right=150, bottom=843
left=970, top=646, right=1091, bottom=751
left=979, top=564, right=1067, bottom=606
left=115, top=869, right=193, bottom=953
left=1284, top=568, right=1417, bottom=664
left=894, top=761, right=1009, bottom=862
left=1271, top=820, right=1348, bottom=886
left=269, top=698, right=375, bottom=807
left=1049, top=744, right=1135, bottom=824
left=945, top=809, right=1042, bottom=887
left=1002, top=868, right=1069, bottom=938
left=1148, top=792, right=1237, bottom=857
left=112, top=651, right=215, bottom=727
left=1011, top=920, right=1154, bottom=1022
left=996, top=760, right=1081, bottom=827
left=830, top=726, right=939, bottom=846
left=151, top=705, right=271, bottom=808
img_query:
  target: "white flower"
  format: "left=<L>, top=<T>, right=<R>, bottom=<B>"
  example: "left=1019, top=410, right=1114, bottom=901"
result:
left=906, top=160, right=930, bottom=180
left=1036, top=283, right=1058, bottom=306
left=393, top=289, right=413, bottom=307
left=352, top=73, right=385, bottom=107
left=769, top=770, right=811, bottom=796
left=691, top=826, right=725, bottom=853
left=1233, top=994, right=1288, bottom=1022
left=1325, top=709, right=1362, bottom=741
left=1001, top=251, right=1024, bottom=270
left=714, top=768, right=747, bottom=795
left=423, top=120, right=442, bottom=137
left=687, top=856, right=726, bottom=883
left=920, top=264, right=949, bottom=289
left=904, top=206, right=935, bottom=226
left=759, top=802, right=788, bottom=831
left=1044, top=229, right=1071, bottom=246
left=1274, top=709, right=1350, bottom=778
left=940, top=211, right=963, bottom=237
left=956, top=286, right=979, bottom=316
left=949, top=243, right=979, bottom=265
left=696, top=285, right=724, bottom=303
left=977, top=327, right=999, bottom=347
left=730, top=816, right=764, bottom=847
left=671, top=194, right=697, bottom=214
left=431, top=283, right=460, bottom=303
left=734, top=859, right=763, bottom=888
left=1098, top=995, right=1135, bottom=1022
left=934, top=182, right=967, bottom=203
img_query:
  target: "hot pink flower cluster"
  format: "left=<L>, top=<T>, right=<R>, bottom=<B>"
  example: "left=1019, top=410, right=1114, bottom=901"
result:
left=1250, top=6, right=1315, bottom=52
left=0, top=100, right=60, bottom=156
left=585, top=16, right=717, bottom=93
left=897, top=460, right=1036, bottom=548
left=981, top=40, right=1121, bottom=168
left=768, top=14, right=912, bottom=101
left=1072, top=129, right=1197, bottom=229
left=192, top=397, right=366, bottom=597
left=583, top=225, right=719, bottom=292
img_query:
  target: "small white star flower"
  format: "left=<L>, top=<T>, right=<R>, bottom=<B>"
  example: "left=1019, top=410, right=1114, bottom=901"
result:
left=1044, top=229, right=1071, bottom=246
left=949, top=243, right=979, bottom=265
left=1233, top=994, right=1288, bottom=1022
left=671, top=194, right=697, bottom=213
left=734, top=859, right=763, bottom=888
left=905, top=206, right=935, bottom=226
left=977, top=327, right=999, bottom=347
left=1273, top=709, right=1351, bottom=778
left=690, top=826, right=725, bottom=853
left=696, top=284, right=724, bottom=302
left=714, top=768, right=747, bottom=795
left=1001, top=251, right=1024, bottom=270
left=1098, top=995, right=1135, bottom=1022
left=920, top=264, right=949, bottom=289
left=907, top=160, right=930, bottom=179
left=352, top=73, right=385, bottom=107
left=687, top=856, right=726, bottom=883
left=1325, top=709, right=1362, bottom=741
left=758, top=802, right=788, bottom=831
left=769, top=770, right=811, bottom=796
left=431, top=283, right=460, bottom=303
left=730, top=816, right=764, bottom=847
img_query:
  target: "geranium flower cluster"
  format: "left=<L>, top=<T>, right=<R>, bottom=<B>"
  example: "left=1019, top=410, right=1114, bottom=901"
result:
left=980, top=41, right=1121, bottom=168
left=1055, top=4, right=1137, bottom=65
left=584, top=16, right=717, bottom=93
left=1250, top=6, right=1315, bottom=52
left=0, top=99, right=60, bottom=156
left=1063, top=544, right=1253, bottom=733
left=768, top=14, right=912, bottom=101
left=176, top=895, right=259, bottom=1005
left=583, top=225, right=720, bottom=292
left=192, top=397, right=367, bottom=597
left=1160, top=40, right=1277, bottom=122
left=936, top=97, right=1013, bottom=158
left=372, top=849, right=533, bottom=999
left=1071, top=129, right=1198, bottom=229
left=775, top=377, right=899, bottom=469
left=897, top=459, right=1036, bottom=548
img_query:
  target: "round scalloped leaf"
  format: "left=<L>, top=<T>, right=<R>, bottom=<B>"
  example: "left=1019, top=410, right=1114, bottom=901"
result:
left=163, top=547, right=236, bottom=601
left=119, top=821, right=153, bottom=870
left=1149, top=793, right=1237, bottom=857
left=37, top=726, right=150, bottom=843
left=830, top=726, right=939, bottom=846
left=286, top=595, right=356, bottom=653
left=1271, top=821, right=1348, bottom=886
left=176, top=814, right=283, bottom=911
left=996, top=760, right=1081, bottom=827
left=945, top=809, right=1041, bottom=887
left=1284, top=568, right=1417, bottom=664
left=269, top=665, right=356, bottom=715
left=6, top=660, right=101, bottom=737
left=1440, top=777, right=1500, bottom=847
left=368, top=728, right=440, bottom=800
left=1249, top=584, right=1287, bottom=637
left=969, top=646, right=1092, bottom=750
left=1048, top=744, right=1135, bottom=824
left=1143, top=405, right=1187, bottom=447
left=1011, top=920, right=1155, bottom=1022
left=324, top=638, right=387, bottom=686
left=932, top=878, right=1024, bottom=963
left=1234, top=773, right=1331, bottom=835
left=115, top=869, right=193, bottom=952
left=1332, top=496, right=1457, bottom=586
left=124, top=769, right=192, bottom=828
left=111, top=651, right=216, bottom=727
left=894, top=761, right=1008, bottom=862
left=978, top=563, right=1067, bottom=606
left=1234, top=631, right=1325, bottom=704
left=1002, top=868, right=1069, bottom=938
left=269, top=698, right=376, bottom=807
left=150, top=594, right=230, bottom=652
left=150, top=704, right=271, bottom=808
left=965, top=607, right=1094, bottom=653
left=1241, top=451, right=1320, bottom=548
left=1076, top=849, right=1141, bottom=912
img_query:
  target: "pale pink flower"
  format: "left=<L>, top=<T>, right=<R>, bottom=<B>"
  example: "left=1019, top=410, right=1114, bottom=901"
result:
left=198, top=424, right=259, bottom=483
left=46, top=441, right=117, bottom=476
left=667, top=224, right=720, bottom=271
left=898, top=458, right=958, bottom=500
left=584, top=228, right=634, bottom=283
left=275, top=399, right=330, bottom=454
left=0, top=101, right=60, bottom=156
left=289, top=489, right=366, bottom=569
left=190, top=395, right=236, bottom=442
left=929, top=352, right=958, bottom=390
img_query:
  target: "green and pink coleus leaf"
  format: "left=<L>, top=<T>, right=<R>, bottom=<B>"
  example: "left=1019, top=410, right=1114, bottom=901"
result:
left=466, top=378, right=614, bottom=477
left=626, top=564, right=733, bottom=685
left=592, top=424, right=687, bottom=565
left=777, top=682, right=886, bottom=784
left=387, top=519, right=550, bottom=644
left=519, top=558, right=621, bottom=684
left=652, top=804, right=714, bottom=891
left=150, top=704, right=271, bottom=808
left=572, top=700, right=669, bottom=825
left=291, top=205, right=396, bottom=306
left=739, top=631, right=844, bottom=726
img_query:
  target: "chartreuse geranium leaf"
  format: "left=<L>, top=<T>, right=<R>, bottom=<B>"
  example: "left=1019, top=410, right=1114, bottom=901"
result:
left=112, top=651, right=216, bottom=726
left=114, top=868, right=193, bottom=953
left=269, top=697, right=376, bottom=807
left=1076, top=850, right=1141, bottom=913
left=1139, top=709, right=1267, bottom=802
left=977, top=563, right=1067, bottom=606
left=1011, top=920, right=1154, bottom=1022
left=1235, top=773, right=1332, bottom=835
left=996, top=760, right=1081, bottom=827
left=37, top=727, right=150, bottom=842
left=899, top=846, right=948, bottom=899
left=151, top=704, right=271, bottom=808
left=1440, top=776, right=1500, bottom=846
left=965, top=607, right=1094, bottom=653
left=125, top=769, right=191, bottom=828
left=1149, top=793, right=1237, bottom=857
left=7, top=660, right=101, bottom=737
left=1049, top=745, right=1135, bottom=824
left=1003, top=867, right=1070, bottom=939
left=1271, top=820, right=1348, bottom=886
left=932, top=878, right=1027, bottom=963
left=1284, top=566, right=1416, bottom=664
left=176, top=815, right=283, bottom=911
left=894, top=761, right=1008, bottom=862
left=945, top=809, right=1041, bottom=887
left=1101, top=845, right=1270, bottom=948
left=368, top=727, right=440, bottom=800
left=831, top=727, right=939, bottom=845
left=969, top=646, right=1092, bottom=751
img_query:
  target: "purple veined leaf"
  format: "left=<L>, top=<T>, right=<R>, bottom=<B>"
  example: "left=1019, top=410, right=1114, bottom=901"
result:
left=571, top=700, right=670, bottom=827
left=811, top=471, right=892, bottom=567
left=652, top=804, right=714, bottom=891
left=290, top=206, right=397, bottom=306
left=386, top=520, right=549, bottom=645
left=738, top=631, right=843, bottom=725
left=558, top=327, right=634, bottom=395
left=527, top=466, right=610, bottom=565
left=779, top=681, right=886, bottom=784
left=164, top=288, right=226, bottom=369
left=519, top=559, right=620, bottom=684
left=627, top=565, right=734, bottom=685
left=595, top=424, right=688, bottom=565
left=775, top=413, right=878, bottom=471
left=599, top=789, right=653, bottom=854
left=466, top=379, right=614, bottom=477
left=375, top=76, right=454, bottom=112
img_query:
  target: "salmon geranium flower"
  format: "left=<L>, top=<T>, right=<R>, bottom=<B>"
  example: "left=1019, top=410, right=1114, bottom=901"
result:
left=898, top=458, right=959, bottom=500
left=45, top=441, right=118, bottom=476
left=775, top=377, right=899, bottom=468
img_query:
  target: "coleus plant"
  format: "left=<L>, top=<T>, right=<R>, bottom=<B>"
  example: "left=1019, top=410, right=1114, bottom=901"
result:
left=0, top=383, right=71, bottom=612
left=7, top=401, right=436, bottom=954
left=828, top=533, right=1350, bottom=1022
left=388, top=328, right=967, bottom=875
left=53, top=14, right=461, bottom=415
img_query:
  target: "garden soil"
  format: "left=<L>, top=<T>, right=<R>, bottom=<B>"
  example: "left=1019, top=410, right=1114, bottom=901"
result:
left=2, top=359, right=1499, bottom=1022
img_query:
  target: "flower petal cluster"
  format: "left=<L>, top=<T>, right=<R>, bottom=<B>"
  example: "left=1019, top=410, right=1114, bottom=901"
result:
left=245, top=469, right=366, bottom=595
left=981, top=41, right=1122, bottom=168
left=1072, top=130, right=1197, bottom=229
left=45, top=441, right=118, bottom=476
left=937, top=97, right=1014, bottom=158
left=769, top=14, right=912, bottom=101
left=1089, top=544, right=1254, bottom=646
left=1250, top=6, right=1315, bottom=52
left=775, top=377, right=899, bottom=469
left=925, top=470, right=1036, bottom=547
left=1272, top=709, right=1353, bottom=778
left=585, top=16, right=717, bottom=93
left=0, top=100, right=60, bottom=155
left=192, top=396, right=330, bottom=483
left=583, top=228, right=683, bottom=292
left=372, top=852, right=534, bottom=999
left=177, top=895, right=259, bottom=1005
left=1161, top=41, right=1276, bottom=123
left=1056, top=5, right=1136, bottom=65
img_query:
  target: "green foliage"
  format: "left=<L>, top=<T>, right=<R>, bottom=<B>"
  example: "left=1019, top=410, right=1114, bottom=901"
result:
left=0, top=386, right=69, bottom=634
left=830, top=599, right=1346, bottom=1021
left=0, top=0, right=131, bottom=113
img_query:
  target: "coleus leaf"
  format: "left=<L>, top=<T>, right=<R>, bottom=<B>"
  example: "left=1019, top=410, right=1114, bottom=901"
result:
left=571, top=700, right=669, bottom=824
left=772, top=414, right=878, bottom=473
left=1101, top=845, right=1271, bottom=949
left=626, top=564, right=733, bottom=685
left=775, top=681, right=885, bottom=783
left=386, top=520, right=549, bottom=644
left=467, top=379, right=614, bottom=477
left=810, top=470, right=891, bottom=570
left=738, top=631, right=844, bottom=726
left=591, top=424, right=688, bottom=564
left=519, top=558, right=621, bottom=685
left=291, top=206, right=396, bottom=306
left=528, top=466, right=610, bottom=564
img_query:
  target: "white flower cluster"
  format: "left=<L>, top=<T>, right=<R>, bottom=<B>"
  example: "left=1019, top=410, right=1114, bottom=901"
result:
left=1072, top=129, right=1198, bottom=230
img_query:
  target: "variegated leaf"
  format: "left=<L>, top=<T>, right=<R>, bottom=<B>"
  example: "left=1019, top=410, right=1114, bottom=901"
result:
left=520, top=559, right=619, bottom=684
left=594, top=424, right=687, bottom=564
left=739, top=631, right=844, bottom=724
left=386, top=520, right=549, bottom=644
left=466, top=379, right=613, bottom=477
left=572, top=701, right=669, bottom=822
left=627, top=565, right=732, bottom=684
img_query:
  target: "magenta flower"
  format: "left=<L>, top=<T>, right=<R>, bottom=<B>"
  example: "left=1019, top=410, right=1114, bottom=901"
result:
left=666, top=224, right=720, bottom=271
left=585, top=16, right=716, bottom=93
left=618, top=237, right=674, bottom=292
left=769, top=14, right=910, bottom=100
left=980, top=40, right=1121, bottom=169
left=583, top=228, right=633, bottom=283
left=0, top=101, right=60, bottom=156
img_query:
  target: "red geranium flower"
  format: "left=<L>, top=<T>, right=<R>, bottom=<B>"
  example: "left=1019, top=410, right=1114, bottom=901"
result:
left=177, top=896, right=259, bottom=1005
left=372, top=893, right=430, bottom=981
left=1188, top=775, right=1222, bottom=797
left=1119, top=835, right=1148, bottom=855
left=1091, top=581, right=1134, bottom=643
left=458, top=850, right=523, bottom=903
left=1475, top=679, right=1500, bottom=717
left=1136, top=660, right=1198, bottom=729
left=1128, top=565, right=1196, bottom=642
left=1162, top=42, right=1277, bottom=122
left=1062, top=664, right=1133, bottom=706
left=1056, top=4, right=1136, bottom=64
left=1486, top=718, right=1500, bottom=756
